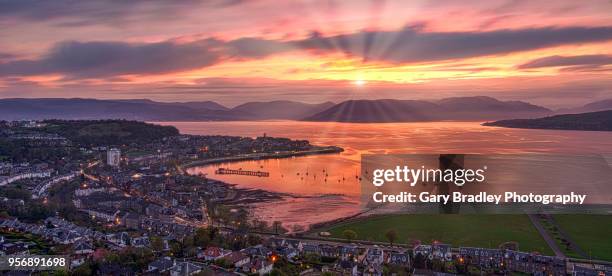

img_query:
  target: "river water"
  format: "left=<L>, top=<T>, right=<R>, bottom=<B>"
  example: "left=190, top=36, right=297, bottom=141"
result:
left=158, top=121, right=612, bottom=229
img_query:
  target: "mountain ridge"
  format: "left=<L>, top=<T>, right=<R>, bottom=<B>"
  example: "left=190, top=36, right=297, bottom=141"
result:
left=0, top=98, right=334, bottom=121
left=0, top=98, right=241, bottom=121
left=556, top=98, right=612, bottom=114
left=2, top=97, right=609, bottom=123
left=303, top=96, right=552, bottom=122
left=230, top=100, right=335, bottom=120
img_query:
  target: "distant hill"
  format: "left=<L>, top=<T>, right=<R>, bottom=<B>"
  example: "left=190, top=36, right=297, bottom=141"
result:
left=0, top=98, right=241, bottom=121
left=0, top=97, right=563, bottom=122
left=483, top=110, right=612, bottom=131
left=118, top=99, right=229, bottom=111
left=303, top=96, right=552, bottom=122
left=556, top=98, right=612, bottom=114
left=231, top=100, right=335, bottom=120
left=174, top=101, right=229, bottom=111
left=0, top=98, right=338, bottom=121
left=301, top=99, right=440, bottom=122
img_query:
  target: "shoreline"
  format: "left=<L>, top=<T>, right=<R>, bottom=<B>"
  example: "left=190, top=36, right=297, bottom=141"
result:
left=180, top=145, right=344, bottom=170
left=179, top=145, right=348, bottom=227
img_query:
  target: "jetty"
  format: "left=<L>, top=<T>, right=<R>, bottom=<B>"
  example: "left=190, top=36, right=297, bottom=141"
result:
left=215, top=168, right=270, bottom=177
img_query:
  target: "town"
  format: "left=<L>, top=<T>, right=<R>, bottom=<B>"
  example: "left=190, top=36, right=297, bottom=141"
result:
left=0, top=120, right=610, bottom=275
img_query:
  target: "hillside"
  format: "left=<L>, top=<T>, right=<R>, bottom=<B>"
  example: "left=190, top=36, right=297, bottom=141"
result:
left=39, top=120, right=180, bottom=146
left=118, top=99, right=229, bottom=111
left=0, top=98, right=335, bottom=121
left=556, top=99, right=612, bottom=114
left=0, top=98, right=241, bottom=121
left=231, top=100, right=335, bottom=120
left=304, top=96, right=552, bottom=122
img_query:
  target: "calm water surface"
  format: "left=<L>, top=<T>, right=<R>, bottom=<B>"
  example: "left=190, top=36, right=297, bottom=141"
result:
left=158, top=121, right=612, bottom=229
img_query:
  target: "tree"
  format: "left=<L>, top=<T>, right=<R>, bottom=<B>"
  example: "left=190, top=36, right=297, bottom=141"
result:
left=194, top=227, right=211, bottom=247
left=432, top=259, right=444, bottom=272
left=213, top=205, right=231, bottom=225
left=270, top=268, right=287, bottom=276
left=103, top=252, right=121, bottom=264
left=53, top=270, right=70, bottom=276
left=71, top=262, right=93, bottom=276
left=304, top=253, right=321, bottom=264
left=214, top=258, right=232, bottom=269
left=251, top=219, right=268, bottom=231
left=247, top=234, right=262, bottom=246
left=272, top=221, right=283, bottom=234
left=342, top=229, right=357, bottom=243
left=385, top=229, right=398, bottom=246
left=208, top=226, right=219, bottom=241
left=170, top=241, right=183, bottom=257
left=150, top=236, right=164, bottom=252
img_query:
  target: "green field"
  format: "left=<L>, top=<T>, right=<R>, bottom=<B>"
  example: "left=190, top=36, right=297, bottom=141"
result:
left=325, top=214, right=553, bottom=255
left=553, top=215, right=612, bottom=261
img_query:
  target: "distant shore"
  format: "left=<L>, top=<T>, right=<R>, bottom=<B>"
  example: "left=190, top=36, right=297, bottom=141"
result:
left=483, top=110, right=612, bottom=132
left=180, top=145, right=344, bottom=170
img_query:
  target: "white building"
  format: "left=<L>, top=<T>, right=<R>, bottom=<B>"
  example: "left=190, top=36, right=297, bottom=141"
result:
left=85, top=209, right=120, bottom=222
left=107, top=148, right=121, bottom=167
left=0, top=170, right=52, bottom=186
left=74, top=187, right=116, bottom=197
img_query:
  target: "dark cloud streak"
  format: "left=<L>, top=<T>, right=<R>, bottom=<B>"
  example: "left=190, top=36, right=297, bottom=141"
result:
left=0, top=40, right=224, bottom=78
left=293, top=26, right=612, bottom=63
left=518, top=54, right=612, bottom=69
left=0, top=0, right=242, bottom=23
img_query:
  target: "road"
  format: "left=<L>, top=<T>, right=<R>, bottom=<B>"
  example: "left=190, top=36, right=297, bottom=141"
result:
left=528, top=213, right=565, bottom=258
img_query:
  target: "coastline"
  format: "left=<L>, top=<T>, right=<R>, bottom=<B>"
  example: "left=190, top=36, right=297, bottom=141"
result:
left=178, top=145, right=347, bottom=228
left=179, top=145, right=344, bottom=170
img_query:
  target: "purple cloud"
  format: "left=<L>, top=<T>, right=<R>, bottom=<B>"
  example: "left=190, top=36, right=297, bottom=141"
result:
left=518, top=54, right=612, bottom=69
left=2, top=26, right=612, bottom=78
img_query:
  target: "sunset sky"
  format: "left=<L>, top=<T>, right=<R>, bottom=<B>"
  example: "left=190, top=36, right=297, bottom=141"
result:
left=1, top=0, right=611, bottom=108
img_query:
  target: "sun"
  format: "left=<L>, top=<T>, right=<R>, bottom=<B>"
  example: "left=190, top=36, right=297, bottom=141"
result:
left=353, top=79, right=367, bottom=86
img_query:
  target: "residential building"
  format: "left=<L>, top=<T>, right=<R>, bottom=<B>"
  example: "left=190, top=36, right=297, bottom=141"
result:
left=148, top=256, right=175, bottom=273
left=222, top=251, right=250, bottom=267
left=107, top=148, right=121, bottom=167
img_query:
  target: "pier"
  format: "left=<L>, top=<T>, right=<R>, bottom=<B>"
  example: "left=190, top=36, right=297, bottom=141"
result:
left=215, top=168, right=270, bottom=177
